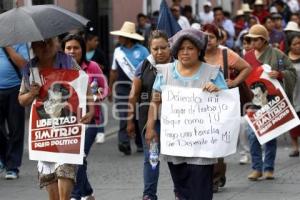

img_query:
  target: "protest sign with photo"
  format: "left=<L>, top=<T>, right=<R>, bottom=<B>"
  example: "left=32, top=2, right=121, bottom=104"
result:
left=245, top=64, right=300, bottom=144
left=160, top=86, right=240, bottom=158
left=29, top=68, right=88, bottom=164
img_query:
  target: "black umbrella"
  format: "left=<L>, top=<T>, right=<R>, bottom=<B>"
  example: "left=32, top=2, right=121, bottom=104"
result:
left=0, top=4, right=89, bottom=47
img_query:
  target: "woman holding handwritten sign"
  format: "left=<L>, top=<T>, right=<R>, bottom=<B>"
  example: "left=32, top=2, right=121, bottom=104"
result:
left=146, top=29, right=227, bottom=200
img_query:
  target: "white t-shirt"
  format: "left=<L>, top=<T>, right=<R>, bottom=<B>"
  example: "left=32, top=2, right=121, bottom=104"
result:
left=199, top=11, right=214, bottom=25
left=178, top=16, right=190, bottom=29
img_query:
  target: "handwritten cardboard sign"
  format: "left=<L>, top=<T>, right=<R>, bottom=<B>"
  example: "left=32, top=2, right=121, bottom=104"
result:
left=29, top=69, right=88, bottom=164
left=160, top=86, right=240, bottom=158
left=245, top=66, right=300, bottom=144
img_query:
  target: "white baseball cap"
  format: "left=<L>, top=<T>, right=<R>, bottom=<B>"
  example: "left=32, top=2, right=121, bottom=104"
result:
left=203, top=1, right=212, bottom=7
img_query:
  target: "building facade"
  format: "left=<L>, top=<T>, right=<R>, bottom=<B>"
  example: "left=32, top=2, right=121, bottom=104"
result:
left=0, top=0, right=244, bottom=62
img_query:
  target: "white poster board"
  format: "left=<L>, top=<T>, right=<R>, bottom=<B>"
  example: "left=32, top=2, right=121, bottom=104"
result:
left=160, top=86, right=240, bottom=158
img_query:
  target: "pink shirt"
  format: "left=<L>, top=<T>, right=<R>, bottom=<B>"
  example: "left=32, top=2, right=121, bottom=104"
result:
left=82, top=61, right=109, bottom=124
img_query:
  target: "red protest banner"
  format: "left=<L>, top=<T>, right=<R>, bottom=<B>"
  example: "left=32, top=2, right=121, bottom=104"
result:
left=245, top=65, right=300, bottom=144
left=29, top=69, right=88, bottom=164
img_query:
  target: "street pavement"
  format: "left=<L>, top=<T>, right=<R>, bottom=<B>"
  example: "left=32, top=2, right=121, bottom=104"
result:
left=0, top=101, right=300, bottom=200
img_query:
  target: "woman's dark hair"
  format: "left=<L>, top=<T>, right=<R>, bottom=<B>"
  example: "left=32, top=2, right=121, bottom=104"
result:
left=250, top=81, right=267, bottom=93
left=84, top=32, right=98, bottom=42
left=262, top=16, right=272, bottom=25
left=202, top=23, right=222, bottom=40
left=240, top=32, right=251, bottom=43
left=219, top=27, right=228, bottom=41
left=213, top=6, right=223, bottom=13
left=199, top=37, right=207, bottom=62
left=148, top=30, right=169, bottom=48
left=61, top=34, right=88, bottom=65
left=286, top=32, right=300, bottom=52
left=50, top=83, right=70, bottom=102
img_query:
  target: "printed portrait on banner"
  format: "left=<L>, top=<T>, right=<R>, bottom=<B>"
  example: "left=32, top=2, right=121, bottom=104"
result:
left=29, top=68, right=88, bottom=164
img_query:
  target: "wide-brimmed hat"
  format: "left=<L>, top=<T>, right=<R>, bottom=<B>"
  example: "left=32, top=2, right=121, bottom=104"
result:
left=169, top=28, right=207, bottom=58
left=110, top=21, right=144, bottom=41
left=284, top=21, right=300, bottom=32
left=246, top=24, right=269, bottom=41
left=242, top=3, right=253, bottom=13
left=254, top=0, right=264, bottom=6
left=236, top=9, right=244, bottom=16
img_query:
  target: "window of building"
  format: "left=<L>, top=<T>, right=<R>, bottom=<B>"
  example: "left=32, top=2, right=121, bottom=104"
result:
left=0, top=0, right=13, bottom=13
left=32, top=0, right=54, bottom=5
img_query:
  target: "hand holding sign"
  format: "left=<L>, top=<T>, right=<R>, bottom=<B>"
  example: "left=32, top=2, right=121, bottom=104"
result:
left=29, top=82, right=41, bottom=97
left=245, top=65, right=300, bottom=144
left=202, top=82, right=220, bottom=92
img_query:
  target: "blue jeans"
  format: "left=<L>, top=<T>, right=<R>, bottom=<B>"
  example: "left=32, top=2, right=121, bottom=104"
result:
left=247, top=125, right=277, bottom=172
left=0, top=86, right=25, bottom=173
left=141, top=121, right=160, bottom=200
left=97, top=104, right=105, bottom=134
left=71, top=124, right=98, bottom=199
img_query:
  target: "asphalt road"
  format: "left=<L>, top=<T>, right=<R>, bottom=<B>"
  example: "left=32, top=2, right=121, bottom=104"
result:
left=0, top=101, right=300, bottom=200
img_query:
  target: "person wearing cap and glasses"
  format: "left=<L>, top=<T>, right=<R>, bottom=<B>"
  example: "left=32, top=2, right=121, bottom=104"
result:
left=244, top=24, right=296, bottom=181
left=109, top=21, right=149, bottom=155
left=146, top=28, right=227, bottom=200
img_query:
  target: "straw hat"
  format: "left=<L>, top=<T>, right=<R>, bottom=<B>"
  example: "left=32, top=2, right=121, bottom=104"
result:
left=242, top=3, right=253, bottom=13
left=110, top=21, right=144, bottom=41
left=284, top=21, right=300, bottom=32
left=236, top=9, right=244, bottom=16
left=254, top=0, right=264, bottom=6
left=246, top=24, right=269, bottom=41
left=191, top=23, right=201, bottom=30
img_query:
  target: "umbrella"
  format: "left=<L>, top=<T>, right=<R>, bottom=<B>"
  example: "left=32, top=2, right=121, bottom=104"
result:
left=0, top=4, right=89, bottom=47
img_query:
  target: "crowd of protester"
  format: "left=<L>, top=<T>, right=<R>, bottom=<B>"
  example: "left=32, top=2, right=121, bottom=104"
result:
left=131, top=0, right=300, bottom=198
left=1, top=0, right=300, bottom=200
